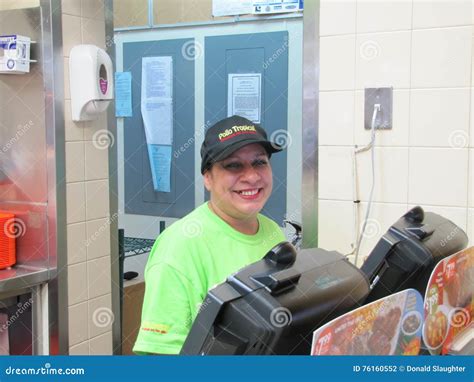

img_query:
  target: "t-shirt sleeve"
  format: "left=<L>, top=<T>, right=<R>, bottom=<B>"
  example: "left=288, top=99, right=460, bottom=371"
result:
left=133, top=262, right=200, bottom=355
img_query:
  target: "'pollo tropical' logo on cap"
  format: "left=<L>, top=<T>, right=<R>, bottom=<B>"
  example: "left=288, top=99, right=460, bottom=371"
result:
left=218, top=125, right=257, bottom=141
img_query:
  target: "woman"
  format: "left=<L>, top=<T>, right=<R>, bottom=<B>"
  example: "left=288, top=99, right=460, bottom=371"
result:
left=134, top=115, right=286, bottom=354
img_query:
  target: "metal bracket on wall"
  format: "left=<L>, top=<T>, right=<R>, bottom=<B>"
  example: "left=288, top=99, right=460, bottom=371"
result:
left=364, top=87, right=393, bottom=130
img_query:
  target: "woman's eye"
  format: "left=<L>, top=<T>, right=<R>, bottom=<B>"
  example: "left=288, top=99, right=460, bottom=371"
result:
left=223, top=162, right=242, bottom=170
left=253, top=159, right=268, bottom=167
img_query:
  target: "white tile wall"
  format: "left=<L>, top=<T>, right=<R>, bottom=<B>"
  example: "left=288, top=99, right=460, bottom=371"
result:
left=66, top=183, right=86, bottom=224
left=68, top=263, right=88, bottom=306
left=320, top=0, right=356, bottom=36
left=356, top=1, right=413, bottom=34
left=468, top=208, right=474, bottom=246
left=66, top=142, right=85, bottom=182
left=67, top=222, right=87, bottom=265
left=62, top=1, right=112, bottom=355
left=89, top=331, right=113, bottom=355
left=356, top=147, right=409, bottom=203
left=411, top=27, right=472, bottom=88
left=469, top=149, right=474, bottom=207
left=408, top=148, right=468, bottom=207
left=88, top=294, right=113, bottom=339
left=412, top=0, right=472, bottom=29
left=319, top=91, right=354, bottom=146
left=320, top=35, right=356, bottom=91
left=85, top=142, right=109, bottom=180
left=86, top=219, right=111, bottom=260
left=410, top=88, right=471, bottom=147
left=356, top=31, right=411, bottom=89
left=318, top=1, right=474, bottom=261
left=318, top=199, right=355, bottom=254
left=87, top=256, right=112, bottom=300
left=69, top=302, right=88, bottom=346
left=318, top=146, right=353, bottom=200
left=69, top=341, right=89, bottom=355
left=471, top=89, right=474, bottom=148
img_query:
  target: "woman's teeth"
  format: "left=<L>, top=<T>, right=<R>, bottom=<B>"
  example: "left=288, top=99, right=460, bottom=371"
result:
left=238, top=189, right=259, bottom=196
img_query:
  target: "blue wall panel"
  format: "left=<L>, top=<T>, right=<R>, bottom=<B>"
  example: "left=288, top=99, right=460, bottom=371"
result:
left=123, top=38, right=195, bottom=218
left=205, top=32, right=288, bottom=224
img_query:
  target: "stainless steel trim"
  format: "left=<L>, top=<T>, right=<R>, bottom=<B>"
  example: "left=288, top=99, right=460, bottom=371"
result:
left=114, top=12, right=303, bottom=32
left=147, top=0, right=153, bottom=27
left=32, top=283, right=49, bottom=355
left=41, top=0, right=68, bottom=354
left=105, top=0, right=121, bottom=355
left=301, top=1, right=319, bottom=248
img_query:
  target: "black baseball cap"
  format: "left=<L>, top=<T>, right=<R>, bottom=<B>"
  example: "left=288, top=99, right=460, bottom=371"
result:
left=200, top=115, right=283, bottom=174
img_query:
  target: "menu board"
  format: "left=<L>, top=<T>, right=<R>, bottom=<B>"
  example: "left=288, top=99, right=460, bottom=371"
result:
left=423, top=246, right=474, bottom=355
left=311, top=289, right=423, bottom=356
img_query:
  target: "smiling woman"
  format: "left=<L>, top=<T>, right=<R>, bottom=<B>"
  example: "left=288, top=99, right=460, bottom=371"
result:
left=133, top=116, right=286, bottom=355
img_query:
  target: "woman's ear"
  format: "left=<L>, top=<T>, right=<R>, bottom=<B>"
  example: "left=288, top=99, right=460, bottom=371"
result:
left=203, top=170, right=212, bottom=192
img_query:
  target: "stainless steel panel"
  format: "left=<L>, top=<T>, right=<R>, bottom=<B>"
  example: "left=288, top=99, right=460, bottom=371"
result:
left=0, top=7, right=47, bottom=204
left=41, top=0, right=67, bottom=355
left=105, top=0, right=121, bottom=355
left=302, top=1, right=319, bottom=248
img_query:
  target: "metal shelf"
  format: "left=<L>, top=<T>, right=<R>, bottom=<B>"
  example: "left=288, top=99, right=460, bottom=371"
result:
left=123, top=237, right=155, bottom=258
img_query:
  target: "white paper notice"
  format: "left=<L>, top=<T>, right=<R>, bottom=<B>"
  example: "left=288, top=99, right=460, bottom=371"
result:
left=212, top=0, right=253, bottom=16
left=141, top=56, right=173, bottom=145
left=227, top=73, right=262, bottom=123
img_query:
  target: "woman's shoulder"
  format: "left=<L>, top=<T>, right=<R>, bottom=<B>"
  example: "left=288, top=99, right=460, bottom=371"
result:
left=147, top=204, right=210, bottom=266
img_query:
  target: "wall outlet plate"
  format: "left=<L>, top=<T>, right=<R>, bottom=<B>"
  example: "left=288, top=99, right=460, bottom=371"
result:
left=364, top=87, right=393, bottom=130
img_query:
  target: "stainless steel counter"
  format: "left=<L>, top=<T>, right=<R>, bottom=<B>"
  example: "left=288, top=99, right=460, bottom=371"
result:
left=0, top=265, right=50, bottom=298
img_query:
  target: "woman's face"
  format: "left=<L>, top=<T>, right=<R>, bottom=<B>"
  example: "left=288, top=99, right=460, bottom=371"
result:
left=204, top=143, right=273, bottom=222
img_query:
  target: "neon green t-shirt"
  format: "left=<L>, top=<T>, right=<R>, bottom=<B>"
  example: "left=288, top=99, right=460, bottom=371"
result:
left=133, top=202, right=286, bottom=355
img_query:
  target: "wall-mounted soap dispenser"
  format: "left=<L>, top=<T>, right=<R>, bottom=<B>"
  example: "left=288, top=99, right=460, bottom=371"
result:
left=69, top=44, right=114, bottom=121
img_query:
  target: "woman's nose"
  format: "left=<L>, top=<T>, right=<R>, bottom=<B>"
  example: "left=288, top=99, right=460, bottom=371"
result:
left=241, top=165, right=261, bottom=183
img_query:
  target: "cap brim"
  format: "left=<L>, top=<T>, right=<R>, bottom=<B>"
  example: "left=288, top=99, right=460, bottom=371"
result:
left=211, top=138, right=283, bottom=164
